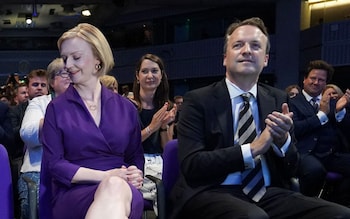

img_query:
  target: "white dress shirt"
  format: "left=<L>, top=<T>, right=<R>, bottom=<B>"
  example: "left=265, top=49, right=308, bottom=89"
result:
left=222, top=78, right=291, bottom=186
left=302, top=90, right=346, bottom=125
left=20, top=94, right=52, bottom=173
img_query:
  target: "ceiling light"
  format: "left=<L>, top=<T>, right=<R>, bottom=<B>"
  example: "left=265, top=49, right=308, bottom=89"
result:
left=307, top=0, right=325, bottom=3
left=81, top=9, right=91, bottom=17
left=309, top=0, right=348, bottom=9
left=25, top=15, right=32, bottom=25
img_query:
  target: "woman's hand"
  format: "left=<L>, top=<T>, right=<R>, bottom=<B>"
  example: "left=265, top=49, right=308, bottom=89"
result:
left=105, top=167, right=129, bottom=181
left=124, top=165, right=144, bottom=189
left=105, top=166, right=143, bottom=189
left=336, top=89, right=350, bottom=112
left=149, top=103, right=169, bottom=131
left=161, top=103, right=177, bottom=127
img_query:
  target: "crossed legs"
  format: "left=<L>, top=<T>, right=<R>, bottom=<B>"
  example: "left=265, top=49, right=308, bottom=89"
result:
left=85, top=176, right=132, bottom=219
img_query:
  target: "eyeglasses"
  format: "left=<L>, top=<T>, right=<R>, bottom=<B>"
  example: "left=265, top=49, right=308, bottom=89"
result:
left=31, top=82, right=47, bottom=87
left=55, top=70, right=70, bottom=78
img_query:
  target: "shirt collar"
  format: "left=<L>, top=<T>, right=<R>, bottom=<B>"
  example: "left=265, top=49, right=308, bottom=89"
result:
left=225, top=78, right=257, bottom=100
left=302, top=90, right=321, bottom=102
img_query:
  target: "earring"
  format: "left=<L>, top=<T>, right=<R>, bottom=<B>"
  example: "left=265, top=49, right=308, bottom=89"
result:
left=137, top=79, right=140, bottom=84
left=95, top=64, right=102, bottom=70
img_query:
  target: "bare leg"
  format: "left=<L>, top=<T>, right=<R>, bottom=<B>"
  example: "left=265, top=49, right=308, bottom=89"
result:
left=85, top=176, right=132, bottom=219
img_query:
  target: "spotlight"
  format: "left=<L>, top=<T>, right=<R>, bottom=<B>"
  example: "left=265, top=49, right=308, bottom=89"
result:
left=81, top=9, right=91, bottom=17
left=25, top=15, right=32, bottom=25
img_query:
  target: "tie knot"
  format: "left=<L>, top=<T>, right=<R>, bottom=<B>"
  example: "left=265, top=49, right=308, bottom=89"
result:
left=310, top=97, right=319, bottom=112
left=241, top=93, right=252, bottom=103
left=311, top=97, right=318, bottom=102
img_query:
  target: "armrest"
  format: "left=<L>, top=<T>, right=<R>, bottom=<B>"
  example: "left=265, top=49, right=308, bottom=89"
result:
left=22, top=176, right=38, bottom=219
left=145, top=175, right=166, bottom=219
left=289, top=177, right=300, bottom=192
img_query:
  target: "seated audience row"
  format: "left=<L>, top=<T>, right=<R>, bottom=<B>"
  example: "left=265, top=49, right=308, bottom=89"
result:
left=2, top=17, right=350, bottom=219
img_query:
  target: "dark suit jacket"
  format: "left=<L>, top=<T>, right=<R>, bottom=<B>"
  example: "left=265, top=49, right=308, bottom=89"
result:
left=7, top=101, right=28, bottom=158
left=289, top=93, right=349, bottom=154
left=170, top=79, right=299, bottom=218
left=0, top=101, right=14, bottom=152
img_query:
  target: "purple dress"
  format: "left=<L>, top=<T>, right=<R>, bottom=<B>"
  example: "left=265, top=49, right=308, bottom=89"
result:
left=40, top=84, right=144, bottom=219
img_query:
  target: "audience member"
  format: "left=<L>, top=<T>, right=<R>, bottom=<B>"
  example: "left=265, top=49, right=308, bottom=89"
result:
left=0, top=94, right=11, bottom=105
left=18, top=58, right=71, bottom=219
left=173, top=95, right=183, bottom=115
left=323, top=84, right=345, bottom=100
left=8, top=69, right=49, bottom=160
left=40, top=23, right=144, bottom=219
left=7, top=68, right=48, bottom=218
left=326, top=84, right=350, bottom=150
left=285, top=84, right=301, bottom=98
left=12, top=82, right=29, bottom=106
left=172, top=95, right=183, bottom=139
left=289, top=60, right=350, bottom=206
left=100, top=74, right=118, bottom=93
left=0, top=100, right=14, bottom=152
left=132, top=53, right=177, bottom=204
left=122, top=84, right=131, bottom=97
left=171, top=17, right=350, bottom=219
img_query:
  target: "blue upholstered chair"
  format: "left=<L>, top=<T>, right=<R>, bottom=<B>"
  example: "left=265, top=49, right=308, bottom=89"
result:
left=318, top=171, right=343, bottom=199
left=146, top=139, right=179, bottom=219
left=0, top=144, right=14, bottom=219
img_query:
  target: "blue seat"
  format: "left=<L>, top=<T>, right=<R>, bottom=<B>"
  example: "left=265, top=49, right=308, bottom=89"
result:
left=318, top=171, right=343, bottom=199
left=146, top=139, right=179, bottom=219
left=0, top=144, right=14, bottom=219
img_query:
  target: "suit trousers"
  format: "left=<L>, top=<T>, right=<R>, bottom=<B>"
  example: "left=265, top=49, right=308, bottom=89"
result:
left=180, top=185, right=350, bottom=219
left=298, top=152, right=350, bottom=205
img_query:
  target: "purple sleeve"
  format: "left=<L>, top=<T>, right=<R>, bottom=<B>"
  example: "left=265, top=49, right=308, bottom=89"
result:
left=41, top=102, right=80, bottom=187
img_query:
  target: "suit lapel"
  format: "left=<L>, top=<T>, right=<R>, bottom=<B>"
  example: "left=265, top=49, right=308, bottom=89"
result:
left=257, top=85, right=276, bottom=129
left=213, top=80, right=234, bottom=147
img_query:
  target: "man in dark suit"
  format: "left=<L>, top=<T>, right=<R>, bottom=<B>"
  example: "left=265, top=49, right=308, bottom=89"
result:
left=170, top=17, right=350, bottom=219
left=0, top=101, right=14, bottom=151
left=289, top=60, right=350, bottom=206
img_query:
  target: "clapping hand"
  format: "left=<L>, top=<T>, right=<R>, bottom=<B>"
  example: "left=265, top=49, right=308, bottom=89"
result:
left=265, top=103, right=293, bottom=147
left=336, top=88, right=350, bottom=112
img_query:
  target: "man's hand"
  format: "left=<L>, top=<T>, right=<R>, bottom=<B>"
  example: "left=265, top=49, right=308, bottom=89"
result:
left=265, top=103, right=293, bottom=147
left=320, top=91, right=331, bottom=114
left=250, top=127, right=273, bottom=157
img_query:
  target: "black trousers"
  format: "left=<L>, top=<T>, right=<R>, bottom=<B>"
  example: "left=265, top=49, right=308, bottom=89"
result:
left=180, top=185, right=350, bottom=219
left=298, top=152, right=350, bottom=205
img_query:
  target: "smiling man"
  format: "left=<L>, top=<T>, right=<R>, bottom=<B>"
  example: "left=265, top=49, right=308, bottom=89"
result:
left=290, top=60, right=350, bottom=206
left=170, top=17, right=350, bottom=219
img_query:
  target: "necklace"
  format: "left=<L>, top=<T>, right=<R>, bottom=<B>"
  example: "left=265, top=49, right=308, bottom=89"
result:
left=87, top=104, right=97, bottom=111
left=82, top=98, right=98, bottom=111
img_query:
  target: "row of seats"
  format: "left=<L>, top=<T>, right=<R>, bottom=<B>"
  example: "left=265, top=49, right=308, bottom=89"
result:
left=1, top=140, right=341, bottom=219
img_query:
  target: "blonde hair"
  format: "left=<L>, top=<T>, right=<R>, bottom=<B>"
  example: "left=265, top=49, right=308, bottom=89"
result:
left=57, top=23, right=114, bottom=77
left=100, top=75, right=118, bottom=92
left=47, top=58, right=65, bottom=86
left=323, top=84, right=344, bottom=96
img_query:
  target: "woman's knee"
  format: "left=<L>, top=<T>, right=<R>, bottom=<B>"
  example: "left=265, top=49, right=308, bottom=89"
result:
left=101, top=176, right=131, bottom=196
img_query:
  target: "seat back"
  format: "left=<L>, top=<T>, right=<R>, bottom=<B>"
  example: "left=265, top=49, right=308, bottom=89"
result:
left=162, top=139, right=180, bottom=198
left=0, top=144, right=14, bottom=219
left=318, top=171, right=343, bottom=198
left=39, top=153, right=53, bottom=219
left=153, top=139, right=179, bottom=219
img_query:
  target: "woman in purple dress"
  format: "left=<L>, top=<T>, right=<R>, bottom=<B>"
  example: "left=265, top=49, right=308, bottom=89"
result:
left=40, top=23, right=144, bottom=219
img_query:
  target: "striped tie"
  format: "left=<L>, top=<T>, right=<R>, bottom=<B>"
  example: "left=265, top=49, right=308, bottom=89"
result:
left=238, top=93, right=266, bottom=202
